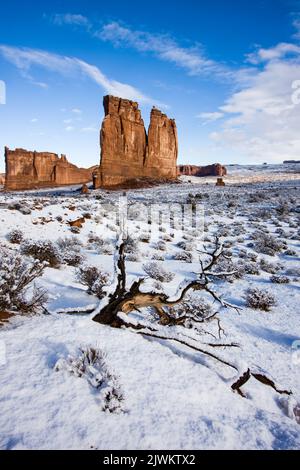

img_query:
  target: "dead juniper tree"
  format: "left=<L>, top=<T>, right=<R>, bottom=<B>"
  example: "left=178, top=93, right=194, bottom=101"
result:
left=92, top=236, right=292, bottom=398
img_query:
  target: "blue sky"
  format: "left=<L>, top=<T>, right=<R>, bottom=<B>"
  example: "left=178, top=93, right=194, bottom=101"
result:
left=0, top=0, right=300, bottom=171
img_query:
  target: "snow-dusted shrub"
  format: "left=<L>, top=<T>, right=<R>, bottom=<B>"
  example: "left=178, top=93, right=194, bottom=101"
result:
left=56, top=237, right=85, bottom=267
left=211, top=257, right=244, bottom=281
left=152, top=252, right=165, bottom=261
left=70, top=226, right=80, bottom=234
left=8, top=202, right=31, bottom=215
left=21, top=239, right=61, bottom=268
left=251, top=231, right=286, bottom=256
left=7, top=229, right=24, bottom=244
left=0, top=247, right=47, bottom=313
left=239, top=260, right=260, bottom=276
left=139, top=233, right=150, bottom=243
left=245, top=287, right=276, bottom=312
left=177, top=240, right=195, bottom=252
left=57, top=236, right=83, bottom=250
left=76, top=265, right=110, bottom=298
left=55, top=347, right=125, bottom=413
left=62, top=250, right=85, bottom=267
left=143, top=262, right=175, bottom=283
left=270, top=275, right=290, bottom=284
left=276, top=202, right=290, bottom=216
left=173, top=251, right=193, bottom=263
left=126, top=252, right=140, bottom=262
left=161, top=234, right=173, bottom=242
left=284, top=249, right=297, bottom=256
left=152, top=240, right=167, bottom=251
left=123, top=235, right=139, bottom=254
left=260, top=259, right=282, bottom=274
left=170, top=293, right=213, bottom=320
left=101, top=242, right=114, bottom=255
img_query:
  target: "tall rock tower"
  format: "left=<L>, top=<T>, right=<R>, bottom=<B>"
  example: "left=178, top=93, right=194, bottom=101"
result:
left=95, top=95, right=178, bottom=188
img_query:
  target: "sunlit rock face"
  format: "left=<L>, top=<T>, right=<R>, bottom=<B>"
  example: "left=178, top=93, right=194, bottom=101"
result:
left=177, top=164, right=227, bottom=177
left=4, top=147, right=94, bottom=190
left=96, top=95, right=178, bottom=188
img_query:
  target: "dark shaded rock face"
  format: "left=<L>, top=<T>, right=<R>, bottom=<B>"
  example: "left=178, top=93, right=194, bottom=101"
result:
left=4, top=147, right=95, bottom=190
left=177, top=164, right=227, bottom=177
left=95, top=96, right=178, bottom=188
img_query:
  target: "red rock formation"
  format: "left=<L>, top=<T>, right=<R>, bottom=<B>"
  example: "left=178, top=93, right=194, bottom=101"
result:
left=4, top=147, right=94, bottom=190
left=177, top=163, right=227, bottom=177
left=96, top=96, right=178, bottom=188
left=0, top=173, right=5, bottom=185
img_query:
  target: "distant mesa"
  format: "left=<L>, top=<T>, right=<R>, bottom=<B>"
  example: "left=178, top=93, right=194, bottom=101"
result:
left=4, top=147, right=96, bottom=191
left=177, top=163, right=227, bottom=177
left=94, top=95, right=178, bottom=188
left=283, top=160, right=300, bottom=164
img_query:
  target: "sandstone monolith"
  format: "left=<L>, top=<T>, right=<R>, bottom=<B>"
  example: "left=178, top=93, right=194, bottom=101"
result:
left=96, top=96, right=178, bottom=188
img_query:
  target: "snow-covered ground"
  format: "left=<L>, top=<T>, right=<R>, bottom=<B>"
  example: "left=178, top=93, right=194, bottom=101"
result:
left=0, top=164, right=299, bottom=450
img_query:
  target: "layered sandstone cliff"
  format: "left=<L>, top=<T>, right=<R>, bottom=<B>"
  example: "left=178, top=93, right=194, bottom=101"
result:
left=5, top=147, right=94, bottom=190
left=95, top=96, right=178, bottom=188
left=177, top=163, right=227, bottom=177
left=0, top=173, right=5, bottom=185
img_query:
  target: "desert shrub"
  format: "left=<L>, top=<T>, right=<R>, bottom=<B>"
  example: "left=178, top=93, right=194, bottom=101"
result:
left=101, top=242, right=114, bottom=255
left=251, top=230, right=286, bottom=256
left=7, top=229, right=24, bottom=244
left=21, top=239, right=61, bottom=267
left=177, top=241, right=195, bottom=252
left=143, top=262, right=175, bottom=283
left=56, top=237, right=85, bottom=267
left=8, top=202, right=31, bottom=215
left=239, top=260, right=260, bottom=275
left=70, top=226, right=80, bottom=234
left=211, top=256, right=244, bottom=281
left=76, top=265, right=110, bottom=298
left=139, top=233, right=151, bottom=243
left=0, top=247, right=47, bottom=313
left=152, top=240, right=167, bottom=251
left=57, top=236, right=83, bottom=250
left=152, top=252, right=165, bottom=261
left=63, top=250, right=85, bottom=267
left=123, top=235, right=139, bottom=254
left=284, top=249, right=297, bottom=256
left=244, top=287, right=276, bottom=312
left=270, top=275, right=290, bottom=284
left=260, top=259, right=282, bottom=274
left=169, top=294, right=213, bottom=323
left=173, top=251, right=193, bottom=263
left=126, top=252, right=140, bottom=262
left=55, top=346, right=124, bottom=413
left=161, top=234, right=173, bottom=242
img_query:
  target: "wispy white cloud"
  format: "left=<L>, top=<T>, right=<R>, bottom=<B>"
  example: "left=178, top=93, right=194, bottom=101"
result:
left=65, top=126, right=74, bottom=132
left=197, top=112, right=224, bottom=123
left=30, top=118, right=38, bottom=123
left=0, top=45, right=158, bottom=104
left=51, top=13, right=91, bottom=30
left=72, top=108, right=82, bottom=114
left=96, top=22, right=232, bottom=79
left=208, top=47, right=300, bottom=162
left=246, top=42, right=300, bottom=64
